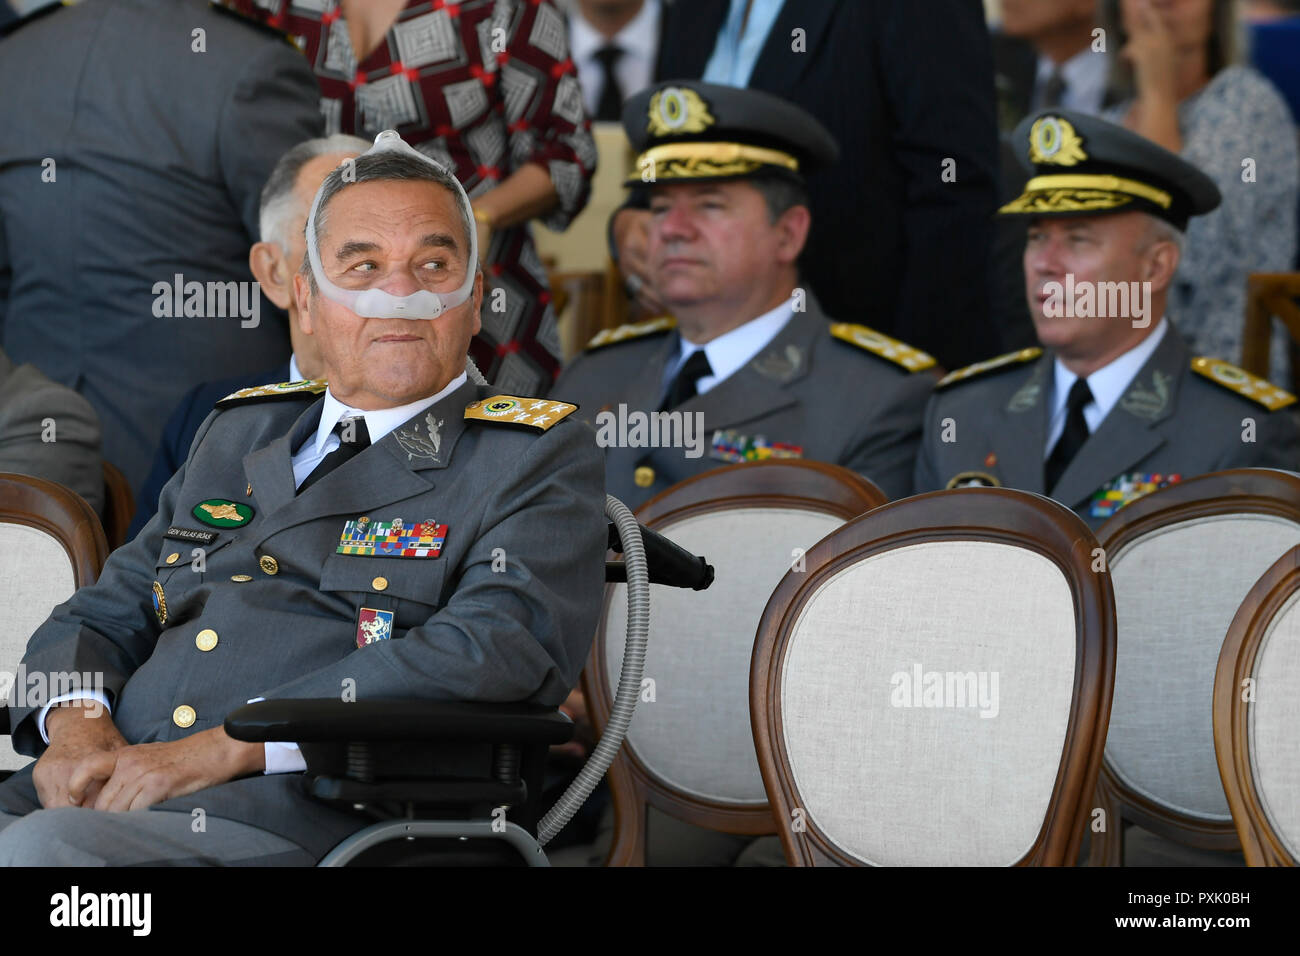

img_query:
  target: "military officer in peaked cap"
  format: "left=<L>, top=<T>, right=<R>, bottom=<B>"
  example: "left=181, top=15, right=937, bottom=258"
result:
left=914, top=110, right=1300, bottom=529
left=553, top=81, right=938, bottom=510
left=0, top=133, right=606, bottom=865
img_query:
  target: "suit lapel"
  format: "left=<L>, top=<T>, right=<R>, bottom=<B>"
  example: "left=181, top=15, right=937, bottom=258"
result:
left=1050, top=330, right=1184, bottom=510
left=748, top=0, right=838, bottom=90
left=656, top=0, right=729, bottom=78
left=242, top=398, right=322, bottom=518
left=990, top=356, right=1051, bottom=494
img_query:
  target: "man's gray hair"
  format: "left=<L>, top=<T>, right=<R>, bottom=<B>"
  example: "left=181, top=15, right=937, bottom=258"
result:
left=1143, top=214, right=1185, bottom=255
left=302, top=149, right=478, bottom=293
left=258, top=134, right=372, bottom=249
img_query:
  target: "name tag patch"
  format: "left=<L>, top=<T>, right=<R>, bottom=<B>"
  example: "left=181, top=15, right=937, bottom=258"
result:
left=337, top=517, right=448, bottom=557
left=165, top=526, right=218, bottom=545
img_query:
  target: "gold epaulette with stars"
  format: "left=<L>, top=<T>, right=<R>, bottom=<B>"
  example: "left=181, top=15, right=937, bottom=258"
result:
left=464, top=395, right=578, bottom=432
left=829, top=323, right=937, bottom=372
left=937, top=348, right=1043, bottom=389
left=585, top=316, right=677, bottom=351
left=1191, top=358, right=1297, bottom=410
left=214, top=380, right=328, bottom=408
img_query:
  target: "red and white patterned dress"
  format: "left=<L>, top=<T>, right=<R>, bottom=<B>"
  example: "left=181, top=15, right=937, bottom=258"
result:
left=222, top=0, right=596, bottom=392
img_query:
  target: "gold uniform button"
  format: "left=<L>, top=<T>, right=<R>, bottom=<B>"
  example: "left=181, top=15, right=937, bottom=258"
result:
left=259, top=555, right=279, bottom=576
left=195, top=629, right=218, bottom=652
left=173, top=705, right=196, bottom=728
left=165, top=552, right=180, bottom=565
left=634, top=466, right=655, bottom=488
left=231, top=574, right=253, bottom=583
left=372, top=576, right=389, bottom=591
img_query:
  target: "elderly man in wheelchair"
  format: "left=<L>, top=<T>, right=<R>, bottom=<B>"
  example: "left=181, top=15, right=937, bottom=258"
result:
left=0, top=132, right=706, bottom=866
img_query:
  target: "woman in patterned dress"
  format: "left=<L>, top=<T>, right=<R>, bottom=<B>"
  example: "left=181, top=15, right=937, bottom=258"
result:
left=223, top=0, right=597, bottom=393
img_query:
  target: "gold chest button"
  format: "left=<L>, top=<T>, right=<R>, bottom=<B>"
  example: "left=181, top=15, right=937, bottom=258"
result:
left=372, top=576, right=389, bottom=591
left=195, top=629, right=218, bottom=652
left=231, top=574, right=253, bottom=583
left=165, top=553, right=180, bottom=565
left=634, top=466, right=655, bottom=488
left=173, top=705, right=196, bottom=728
left=259, top=555, right=279, bottom=576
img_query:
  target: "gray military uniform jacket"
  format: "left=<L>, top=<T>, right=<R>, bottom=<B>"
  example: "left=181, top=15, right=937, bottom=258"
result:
left=0, top=348, right=103, bottom=515
left=1, top=378, right=606, bottom=859
left=913, top=324, right=1300, bottom=530
left=552, top=297, right=937, bottom=509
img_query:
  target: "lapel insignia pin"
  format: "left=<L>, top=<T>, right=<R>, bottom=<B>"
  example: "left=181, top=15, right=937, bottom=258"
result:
left=396, top=412, right=445, bottom=461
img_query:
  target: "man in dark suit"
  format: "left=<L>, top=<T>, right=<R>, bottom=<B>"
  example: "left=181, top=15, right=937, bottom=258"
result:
left=610, top=0, right=1001, bottom=370
left=0, top=133, right=606, bottom=865
left=556, top=83, right=936, bottom=512
left=0, top=0, right=323, bottom=495
left=128, top=134, right=371, bottom=538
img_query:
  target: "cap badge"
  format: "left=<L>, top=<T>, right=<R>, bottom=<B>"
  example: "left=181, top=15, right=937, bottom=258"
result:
left=647, top=87, right=715, bottom=136
left=1029, top=116, right=1087, bottom=167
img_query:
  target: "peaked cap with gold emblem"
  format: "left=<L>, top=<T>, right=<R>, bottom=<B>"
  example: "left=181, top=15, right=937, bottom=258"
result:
left=999, top=109, right=1220, bottom=230
left=622, top=81, right=839, bottom=187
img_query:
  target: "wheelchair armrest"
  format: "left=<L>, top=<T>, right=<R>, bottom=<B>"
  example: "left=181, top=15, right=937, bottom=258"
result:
left=223, top=699, right=573, bottom=746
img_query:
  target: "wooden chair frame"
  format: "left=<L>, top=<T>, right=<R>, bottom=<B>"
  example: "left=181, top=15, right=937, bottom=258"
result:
left=101, top=460, right=136, bottom=550
left=1214, top=544, right=1300, bottom=866
left=1090, top=468, right=1300, bottom=865
left=1240, top=272, right=1300, bottom=390
left=751, top=487, right=1115, bottom=866
left=584, top=460, right=887, bottom=866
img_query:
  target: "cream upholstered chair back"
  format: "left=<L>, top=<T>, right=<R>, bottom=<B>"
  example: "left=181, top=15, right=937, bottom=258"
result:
left=1214, top=542, right=1300, bottom=865
left=588, top=461, right=886, bottom=866
left=1094, top=469, right=1300, bottom=861
left=0, top=475, right=108, bottom=771
left=751, top=487, right=1115, bottom=866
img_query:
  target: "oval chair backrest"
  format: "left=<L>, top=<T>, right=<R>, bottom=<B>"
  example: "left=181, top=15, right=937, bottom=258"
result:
left=775, top=537, right=1078, bottom=865
left=1248, top=588, right=1300, bottom=860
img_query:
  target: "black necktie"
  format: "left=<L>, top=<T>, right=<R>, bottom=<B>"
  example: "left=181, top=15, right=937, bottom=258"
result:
left=1042, top=66, right=1067, bottom=108
left=299, top=416, right=371, bottom=494
left=593, top=45, right=625, bottom=122
left=1045, top=378, right=1092, bottom=492
left=661, top=350, right=712, bottom=411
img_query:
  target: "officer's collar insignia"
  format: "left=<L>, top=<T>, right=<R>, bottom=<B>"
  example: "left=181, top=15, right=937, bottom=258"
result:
left=647, top=87, right=715, bottom=136
left=396, top=412, right=445, bottom=461
left=946, top=471, right=1002, bottom=489
left=193, top=499, right=254, bottom=528
left=1089, top=472, right=1181, bottom=520
left=465, top=395, right=577, bottom=432
left=586, top=316, right=676, bottom=350
left=1029, top=115, right=1087, bottom=166
left=751, top=344, right=803, bottom=382
left=830, top=323, right=936, bottom=372
left=938, top=347, right=1042, bottom=388
left=1191, top=358, right=1297, bottom=410
left=215, top=379, right=328, bottom=408
left=1120, top=369, right=1172, bottom=420
left=338, top=518, right=448, bottom=558
left=152, top=581, right=167, bottom=627
left=710, top=429, right=802, bottom=464
left=357, top=607, right=395, bottom=648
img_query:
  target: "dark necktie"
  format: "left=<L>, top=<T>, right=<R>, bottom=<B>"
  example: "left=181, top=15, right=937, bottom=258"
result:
left=1045, top=378, right=1092, bottom=492
left=1042, top=66, right=1067, bottom=108
left=593, top=45, right=625, bottom=122
left=299, top=416, right=371, bottom=494
left=661, top=350, right=713, bottom=412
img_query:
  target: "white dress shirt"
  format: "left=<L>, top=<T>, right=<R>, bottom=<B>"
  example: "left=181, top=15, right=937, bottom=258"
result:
left=570, top=0, right=661, bottom=119
left=37, top=371, right=469, bottom=778
left=662, top=296, right=796, bottom=400
left=1045, top=319, right=1168, bottom=456
left=1033, top=47, right=1111, bottom=115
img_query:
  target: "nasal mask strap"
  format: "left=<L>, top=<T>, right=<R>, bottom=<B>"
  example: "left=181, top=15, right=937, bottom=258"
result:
left=305, top=130, right=477, bottom=320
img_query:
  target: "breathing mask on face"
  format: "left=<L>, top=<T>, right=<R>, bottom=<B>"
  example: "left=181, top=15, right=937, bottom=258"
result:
left=304, top=130, right=477, bottom=320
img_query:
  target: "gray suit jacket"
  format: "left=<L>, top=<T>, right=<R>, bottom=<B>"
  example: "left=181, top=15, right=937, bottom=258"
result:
left=0, top=378, right=606, bottom=859
left=0, top=348, right=103, bottom=514
left=914, top=325, right=1300, bottom=530
left=0, top=0, right=323, bottom=493
left=552, top=299, right=937, bottom=509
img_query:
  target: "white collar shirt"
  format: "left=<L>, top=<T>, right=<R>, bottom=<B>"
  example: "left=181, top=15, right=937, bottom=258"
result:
left=663, top=297, right=796, bottom=399
left=570, top=0, right=661, bottom=118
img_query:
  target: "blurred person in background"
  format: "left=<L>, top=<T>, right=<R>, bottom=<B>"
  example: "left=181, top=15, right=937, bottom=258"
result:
left=221, top=0, right=597, bottom=395
left=569, top=0, right=661, bottom=123
left=1102, top=0, right=1299, bottom=386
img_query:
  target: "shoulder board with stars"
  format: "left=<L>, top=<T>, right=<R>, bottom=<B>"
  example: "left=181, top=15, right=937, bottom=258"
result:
left=464, top=395, right=578, bottom=432
left=937, top=348, right=1043, bottom=389
left=585, top=316, right=677, bottom=351
left=829, top=323, right=936, bottom=372
left=214, top=380, right=328, bottom=408
left=1191, top=358, right=1297, bottom=410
